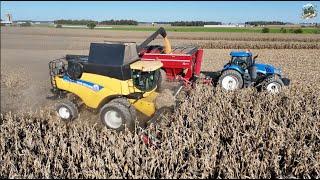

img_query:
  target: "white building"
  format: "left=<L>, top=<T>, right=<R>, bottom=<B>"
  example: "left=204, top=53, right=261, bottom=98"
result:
left=204, top=24, right=245, bottom=28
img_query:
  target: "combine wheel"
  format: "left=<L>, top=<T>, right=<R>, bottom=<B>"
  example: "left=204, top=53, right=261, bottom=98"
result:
left=56, top=100, right=79, bottom=121
left=156, top=69, right=167, bottom=92
left=262, top=76, right=284, bottom=94
left=99, top=99, right=135, bottom=132
left=218, top=70, right=243, bottom=91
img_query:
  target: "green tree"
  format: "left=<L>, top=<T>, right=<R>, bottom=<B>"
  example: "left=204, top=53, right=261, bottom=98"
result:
left=261, top=27, right=270, bottom=33
left=87, top=22, right=96, bottom=29
left=293, top=28, right=303, bottom=33
left=280, top=27, right=287, bottom=33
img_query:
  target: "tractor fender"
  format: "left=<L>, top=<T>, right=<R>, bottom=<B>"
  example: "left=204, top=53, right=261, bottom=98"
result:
left=97, top=92, right=145, bottom=110
left=222, top=64, right=244, bottom=75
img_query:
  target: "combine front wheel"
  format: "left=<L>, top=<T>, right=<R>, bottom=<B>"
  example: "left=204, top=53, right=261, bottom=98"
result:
left=56, top=100, right=79, bottom=121
left=99, top=100, right=135, bottom=132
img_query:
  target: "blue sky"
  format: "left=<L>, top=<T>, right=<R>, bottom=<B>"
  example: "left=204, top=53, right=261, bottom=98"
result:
left=1, top=1, right=319, bottom=23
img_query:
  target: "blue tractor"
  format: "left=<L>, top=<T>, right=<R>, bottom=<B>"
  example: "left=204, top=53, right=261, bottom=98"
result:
left=218, top=51, right=290, bottom=93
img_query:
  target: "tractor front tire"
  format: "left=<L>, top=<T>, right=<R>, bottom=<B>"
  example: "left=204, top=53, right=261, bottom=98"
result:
left=261, top=76, right=284, bottom=94
left=100, top=101, right=135, bottom=132
left=56, top=100, right=79, bottom=121
left=218, top=70, right=243, bottom=91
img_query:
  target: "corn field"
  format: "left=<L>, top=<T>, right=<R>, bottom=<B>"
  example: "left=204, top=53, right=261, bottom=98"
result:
left=1, top=27, right=320, bottom=179
left=1, top=84, right=319, bottom=178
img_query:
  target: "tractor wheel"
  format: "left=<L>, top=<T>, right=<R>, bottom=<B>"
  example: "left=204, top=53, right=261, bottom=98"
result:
left=56, top=100, right=79, bottom=121
left=156, top=69, right=167, bottom=92
left=218, top=70, right=243, bottom=91
left=99, top=100, right=135, bottom=132
left=262, top=76, right=284, bottom=94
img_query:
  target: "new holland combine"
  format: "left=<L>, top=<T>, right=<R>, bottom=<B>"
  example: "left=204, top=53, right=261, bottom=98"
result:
left=48, top=27, right=290, bottom=146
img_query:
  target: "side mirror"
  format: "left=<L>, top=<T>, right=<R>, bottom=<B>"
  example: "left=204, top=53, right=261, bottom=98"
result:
left=253, top=54, right=259, bottom=60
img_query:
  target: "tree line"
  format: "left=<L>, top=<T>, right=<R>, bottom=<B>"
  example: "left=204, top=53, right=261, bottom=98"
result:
left=245, top=21, right=289, bottom=26
left=53, top=19, right=222, bottom=26
left=54, top=19, right=138, bottom=25
left=99, top=19, right=138, bottom=25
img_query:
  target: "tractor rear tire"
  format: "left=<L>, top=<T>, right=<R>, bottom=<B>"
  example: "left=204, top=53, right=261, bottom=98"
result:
left=99, top=101, right=135, bottom=132
left=218, top=70, right=243, bottom=91
left=56, top=100, right=79, bottom=121
left=156, top=69, right=167, bottom=92
left=261, top=76, right=284, bottom=94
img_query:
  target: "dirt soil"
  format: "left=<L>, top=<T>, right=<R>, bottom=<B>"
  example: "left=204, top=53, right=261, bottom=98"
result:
left=1, top=27, right=320, bottom=114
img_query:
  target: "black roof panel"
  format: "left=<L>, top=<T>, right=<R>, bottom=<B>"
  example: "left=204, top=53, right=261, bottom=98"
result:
left=88, top=42, right=139, bottom=66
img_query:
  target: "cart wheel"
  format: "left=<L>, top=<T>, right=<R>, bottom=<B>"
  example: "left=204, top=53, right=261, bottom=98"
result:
left=56, top=100, right=79, bottom=121
left=100, top=100, right=135, bottom=132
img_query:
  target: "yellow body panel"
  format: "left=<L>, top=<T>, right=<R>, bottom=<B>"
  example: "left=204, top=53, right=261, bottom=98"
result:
left=55, top=72, right=157, bottom=117
left=129, top=91, right=158, bottom=117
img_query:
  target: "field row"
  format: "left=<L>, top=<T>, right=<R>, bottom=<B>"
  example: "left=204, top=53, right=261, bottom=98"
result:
left=2, top=27, right=320, bottom=42
left=3, top=34, right=319, bottom=51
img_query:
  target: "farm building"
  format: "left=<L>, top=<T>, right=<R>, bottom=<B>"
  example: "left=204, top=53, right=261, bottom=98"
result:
left=204, top=24, right=245, bottom=27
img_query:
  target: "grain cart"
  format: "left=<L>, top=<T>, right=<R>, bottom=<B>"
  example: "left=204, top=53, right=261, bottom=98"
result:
left=137, top=27, right=210, bottom=89
left=49, top=42, right=179, bottom=136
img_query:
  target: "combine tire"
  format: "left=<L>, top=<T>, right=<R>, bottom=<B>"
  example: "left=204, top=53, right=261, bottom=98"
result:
left=100, top=100, right=135, bottom=132
left=262, top=76, right=284, bottom=94
left=56, top=100, right=79, bottom=121
left=156, top=69, right=167, bottom=92
left=219, top=70, right=243, bottom=91
left=109, top=98, right=137, bottom=122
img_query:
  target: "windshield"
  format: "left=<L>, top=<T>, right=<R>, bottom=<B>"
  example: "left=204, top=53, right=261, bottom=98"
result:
left=231, top=56, right=251, bottom=68
left=132, top=69, right=160, bottom=91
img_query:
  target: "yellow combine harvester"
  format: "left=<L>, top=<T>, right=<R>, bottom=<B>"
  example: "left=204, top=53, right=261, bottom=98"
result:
left=49, top=42, right=178, bottom=133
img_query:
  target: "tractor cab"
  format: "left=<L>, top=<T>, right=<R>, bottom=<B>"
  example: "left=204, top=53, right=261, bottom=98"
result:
left=229, top=51, right=254, bottom=69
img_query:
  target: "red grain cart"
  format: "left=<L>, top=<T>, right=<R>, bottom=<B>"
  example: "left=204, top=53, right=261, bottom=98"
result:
left=137, top=27, right=211, bottom=86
